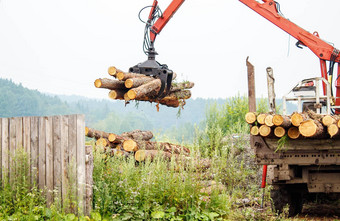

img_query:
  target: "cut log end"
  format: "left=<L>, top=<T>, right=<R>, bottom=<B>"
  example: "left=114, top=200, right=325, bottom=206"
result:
left=94, top=79, right=102, bottom=88
left=287, top=127, right=300, bottom=139
left=272, top=115, right=283, bottom=126
left=108, top=66, right=119, bottom=76
left=322, top=115, right=335, bottom=127
left=96, top=138, right=108, bottom=147
left=245, top=112, right=257, bottom=124
left=328, top=124, right=339, bottom=138
left=264, top=115, right=274, bottom=127
left=108, top=133, right=116, bottom=142
left=85, top=126, right=89, bottom=136
left=116, top=72, right=125, bottom=81
left=299, top=120, right=320, bottom=138
left=257, top=114, right=267, bottom=125
left=135, top=150, right=146, bottom=162
left=291, top=113, right=304, bottom=127
left=259, top=125, right=271, bottom=137
left=127, top=90, right=137, bottom=100
left=123, top=139, right=138, bottom=152
left=125, top=79, right=134, bottom=88
left=274, top=127, right=285, bottom=138
left=250, top=126, right=259, bottom=136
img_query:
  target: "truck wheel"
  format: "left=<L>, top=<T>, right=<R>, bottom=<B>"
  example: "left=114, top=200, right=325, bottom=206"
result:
left=270, top=185, right=303, bottom=217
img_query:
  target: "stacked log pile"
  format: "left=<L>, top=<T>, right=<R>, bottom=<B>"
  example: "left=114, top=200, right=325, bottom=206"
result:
left=245, top=111, right=340, bottom=139
left=85, top=127, right=192, bottom=162
left=94, top=66, right=194, bottom=108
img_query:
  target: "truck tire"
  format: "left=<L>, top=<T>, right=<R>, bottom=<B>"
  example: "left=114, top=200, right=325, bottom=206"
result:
left=271, top=185, right=303, bottom=217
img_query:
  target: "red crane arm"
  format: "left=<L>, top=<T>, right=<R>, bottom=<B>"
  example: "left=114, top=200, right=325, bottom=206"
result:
left=149, top=0, right=185, bottom=42
left=240, top=0, right=340, bottom=101
left=239, top=0, right=340, bottom=63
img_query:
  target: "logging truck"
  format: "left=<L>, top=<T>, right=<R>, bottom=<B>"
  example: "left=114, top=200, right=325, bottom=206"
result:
left=128, top=0, right=340, bottom=216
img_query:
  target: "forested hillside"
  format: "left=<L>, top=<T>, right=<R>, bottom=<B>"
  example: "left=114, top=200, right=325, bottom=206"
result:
left=0, top=78, right=296, bottom=142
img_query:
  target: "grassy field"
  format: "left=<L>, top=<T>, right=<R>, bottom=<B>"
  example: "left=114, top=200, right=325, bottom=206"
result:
left=0, top=96, right=307, bottom=220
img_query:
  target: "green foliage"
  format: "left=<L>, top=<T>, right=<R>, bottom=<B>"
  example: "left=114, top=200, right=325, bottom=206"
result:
left=195, top=95, right=268, bottom=157
left=0, top=79, right=72, bottom=117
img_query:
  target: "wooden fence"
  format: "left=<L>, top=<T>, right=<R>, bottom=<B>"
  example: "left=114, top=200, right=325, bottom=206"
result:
left=0, top=114, right=92, bottom=215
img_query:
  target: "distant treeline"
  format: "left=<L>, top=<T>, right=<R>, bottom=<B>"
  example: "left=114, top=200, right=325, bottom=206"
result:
left=0, top=78, right=296, bottom=142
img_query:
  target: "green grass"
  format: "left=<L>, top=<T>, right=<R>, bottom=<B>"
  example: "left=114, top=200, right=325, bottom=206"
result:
left=0, top=95, right=290, bottom=220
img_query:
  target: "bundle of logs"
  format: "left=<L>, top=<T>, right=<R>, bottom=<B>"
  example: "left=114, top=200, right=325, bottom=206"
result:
left=85, top=127, right=195, bottom=163
left=245, top=110, right=340, bottom=139
left=94, top=66, right=194, bottom=108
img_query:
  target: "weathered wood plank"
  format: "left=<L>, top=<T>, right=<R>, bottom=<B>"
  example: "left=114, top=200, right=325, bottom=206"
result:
left=77, top=114, right=86, bottom=214
left=38, top=117, right=46, bottom=191
left=15, top=117, right=23, bottom=149
left=9, top=117, right=16, bottom=184
left=30, top=117, right=39, bottom=186
left=68, top=115, right=78, bottom=213
left=61, top=115, right=69, bottom=211
left=23, top=117, right=31, bottom=182
left=85, top=145, right=93, bottom=216
left=53, top=115, right=62, bottom=204
left=45, top=116, right=54, bottom=206
left=1, top=118, right=9, bottom=184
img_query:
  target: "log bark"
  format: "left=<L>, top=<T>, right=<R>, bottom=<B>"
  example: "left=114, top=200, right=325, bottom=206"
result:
left=85, top=127, right=116, bottom=141
left=170, top=82, right=195, bottom=92
left=274, top=126, right=285, bottom=138
left=121, top=130, right=153, bottom=141
left=264, top=115, right=274, bottom=127
left=127, top=79, right=161, bottom=100
left=245, top=112, right=257, bottom=124
left=123, top=139, right=190, bottom=156
left=135, top=150, right=173, bottom=162
left=94, top=78, right=126, bottom=90
left=259, top=125, right=271, bottom=137
left=108, top=66, right=124, bottom=76
left=272, top=115, right=291, bottom=128
left=116, top=72, right=146, bottom=81
left=299, top=119, right=325, bottom=138
left=250, top=126, right=259, bottom=136
left=287, top=127, right=300, bottom=139
left=291, top=112, right=308, bottom=127
left=125, top=77, right=154, bottom=89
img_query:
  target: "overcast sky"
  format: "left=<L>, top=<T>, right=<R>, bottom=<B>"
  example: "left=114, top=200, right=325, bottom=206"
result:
left=0, top=0, right=340, bottom=100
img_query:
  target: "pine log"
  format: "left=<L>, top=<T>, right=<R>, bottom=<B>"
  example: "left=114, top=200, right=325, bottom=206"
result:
left=170, top=82, right=195, bottom=92
left=259, top=125, right=271, bottom=137
left=272, top=114, right=291, bottom=128
left=125, top=77, right=154, bottom=89
left=116, top=72, right=146, bottom=81
left=245, top=112, right=257, bottom=124
left=108, top=89, right=127, bottom=100
left=123, top=139, right=190, bottom=155
left=127, top=79, right=161, bottom=100
left=85, top=127, right=116, bottom=141
left=250, top=126, right=259, bottom=136
left=274, top=126, right=285, bottom=138
left=94, top=78, right=126, bottom=90
left=264, top=115, right=274, bottom=127
left=121, top=130, right=153, bottom=141
left=108, top=66, right=124, bottom=76
left=291, top=113, right=308, bottom=127
left=160, top=90, right=192, bottom=100
left=328, top=124, right=339, bottom=138
left=287, top=127, right=300, bottom=139
left=257, top=114, right=267, bottom=125
left=135, top=150, right=173, bottom=162
left=299, top=119, right=325, bottom=138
